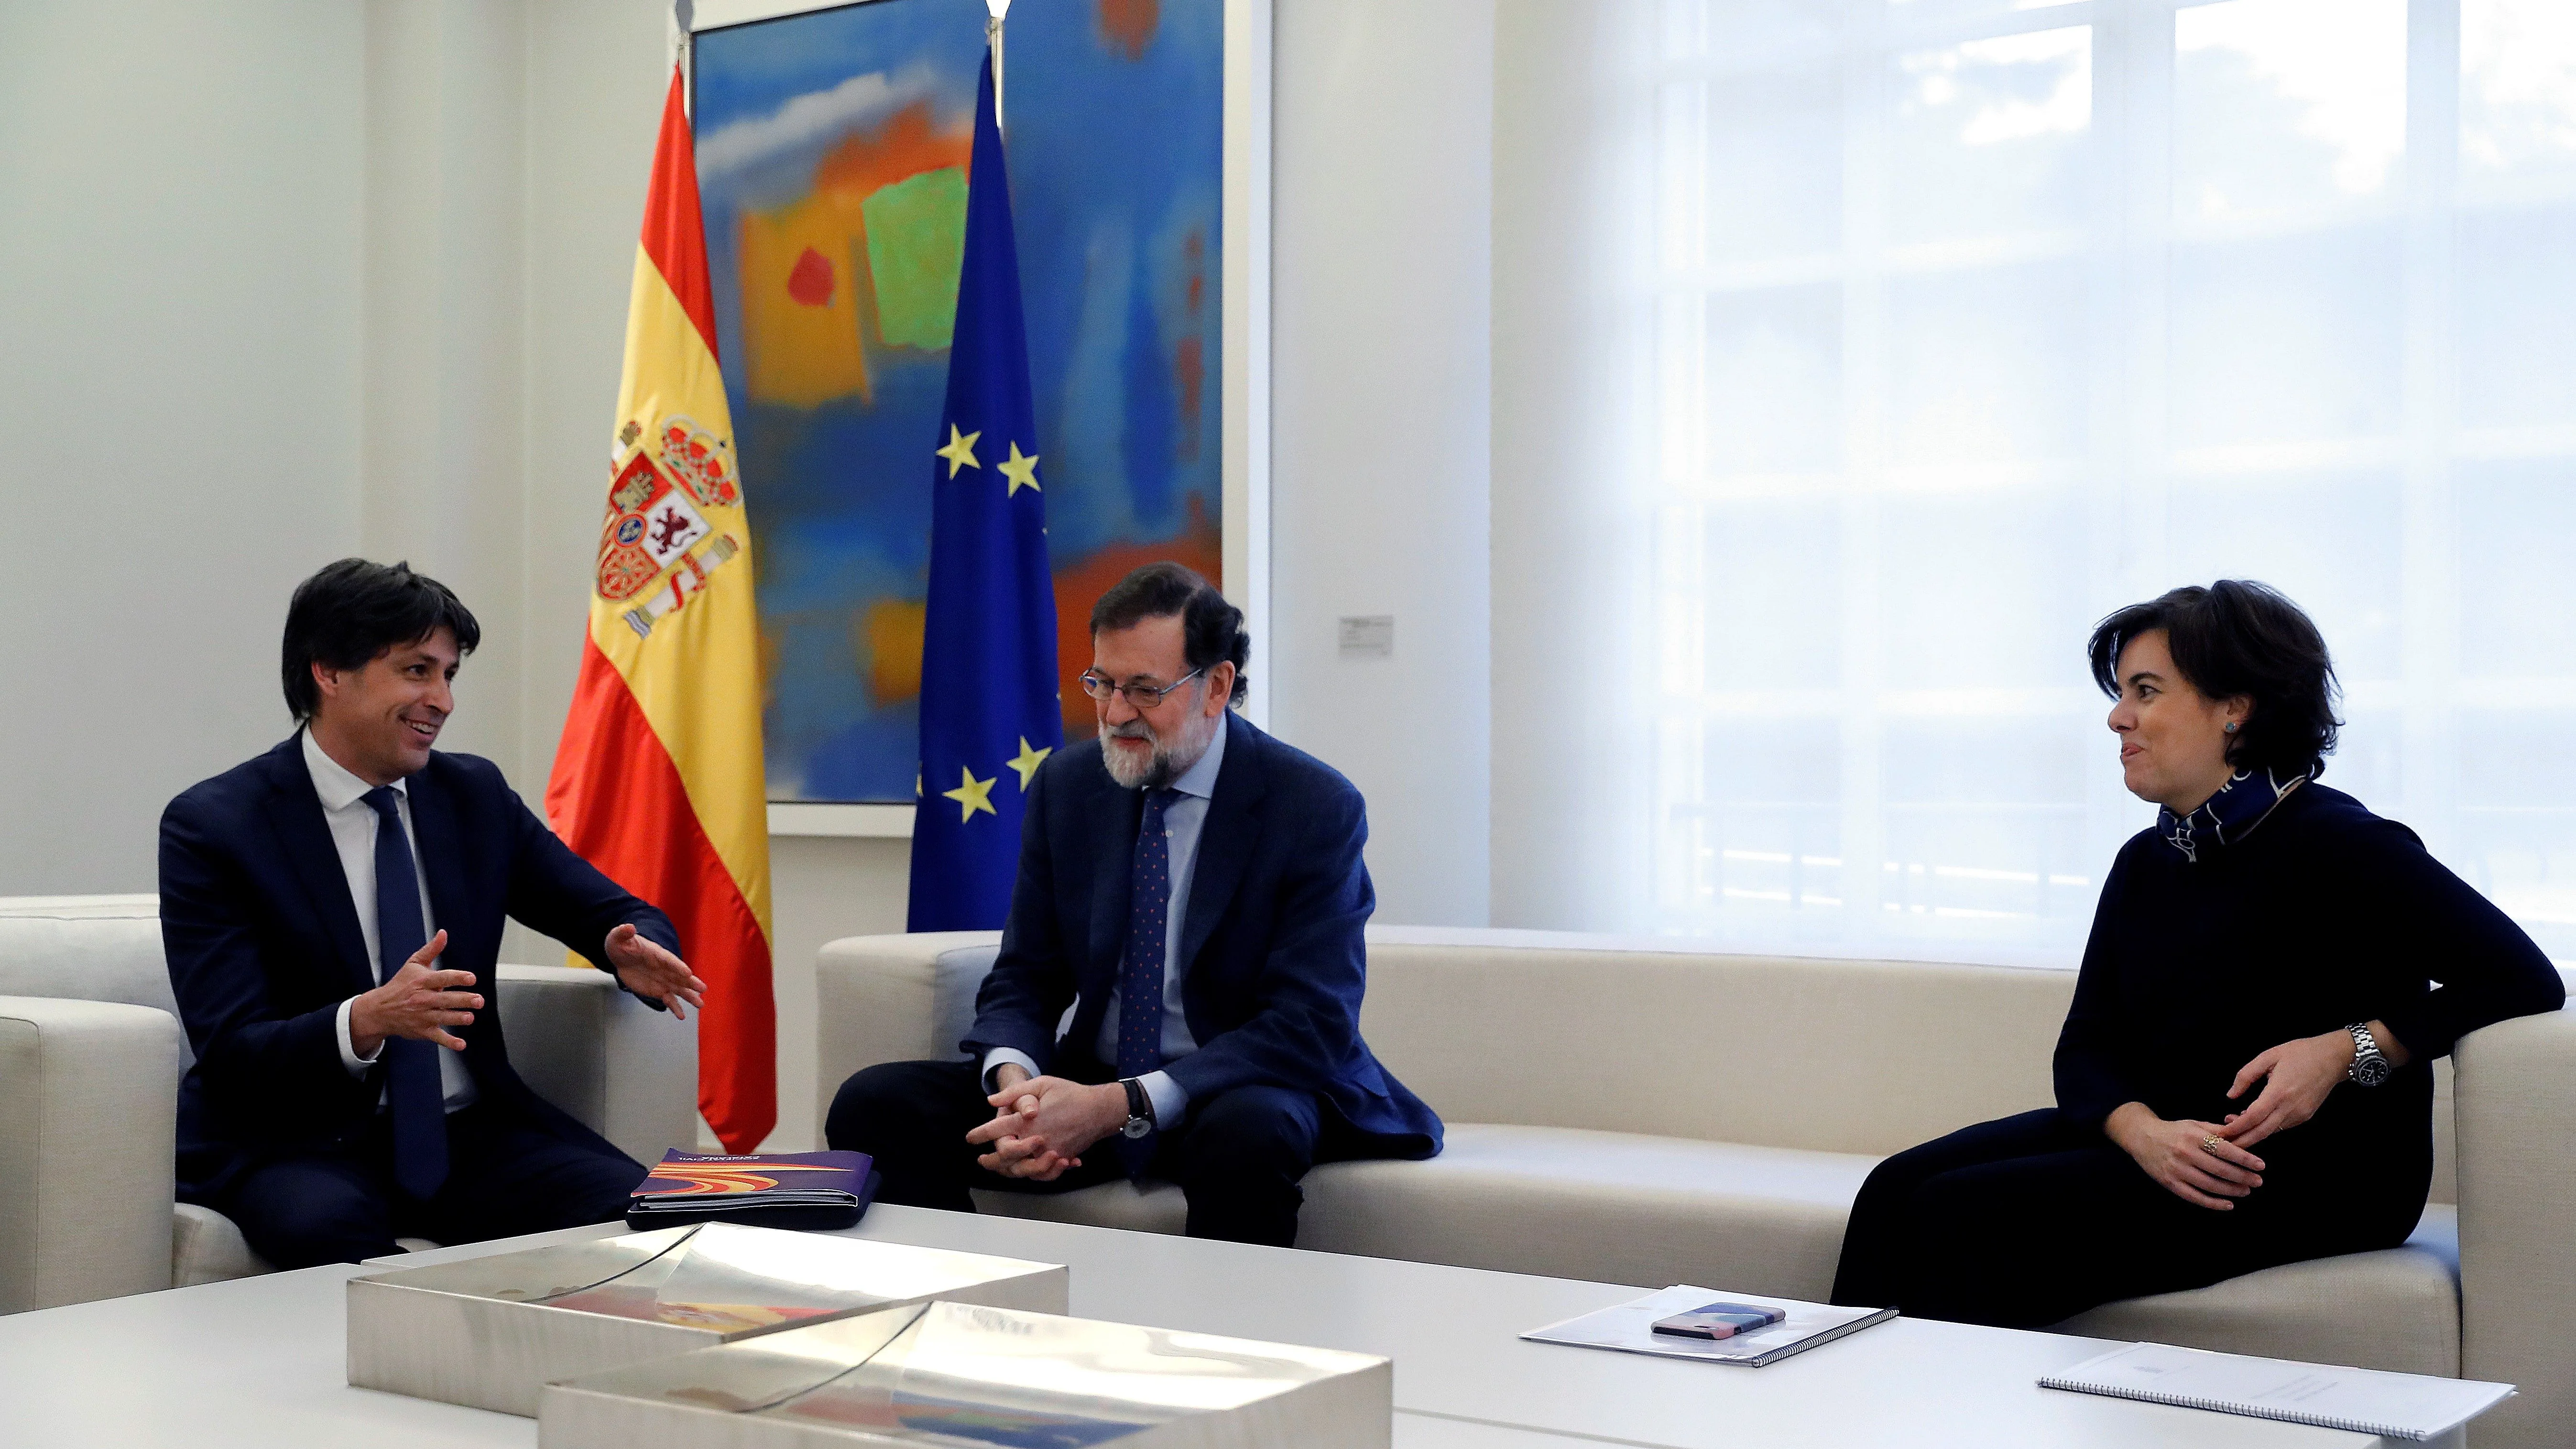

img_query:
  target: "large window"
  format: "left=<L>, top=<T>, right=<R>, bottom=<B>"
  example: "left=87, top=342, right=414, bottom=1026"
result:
left=1642, top=0, right=2576, bottom=962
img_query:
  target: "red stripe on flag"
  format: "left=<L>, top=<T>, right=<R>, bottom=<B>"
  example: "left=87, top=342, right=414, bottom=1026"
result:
left=547, top=634, right=775, bottom=1153
left=641, top=65, right=721, bottom=362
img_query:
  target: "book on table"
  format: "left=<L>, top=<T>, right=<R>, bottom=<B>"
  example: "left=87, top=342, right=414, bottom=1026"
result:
left=627, top=1149, right=879, bottom=1230
left=1522, top=1285, right=1895, bottom=1367
left=2039, top=1341, right=2514, bottom=1441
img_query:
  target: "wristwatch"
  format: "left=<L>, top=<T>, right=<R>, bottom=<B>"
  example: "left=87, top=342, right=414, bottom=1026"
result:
left=2346, top=1023, right=2392, bottom=1087
left=1119, top=1078, right=1157, bottom=1139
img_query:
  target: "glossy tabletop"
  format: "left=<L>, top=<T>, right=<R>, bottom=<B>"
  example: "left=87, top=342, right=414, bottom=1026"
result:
left=0, top=1204, right=2431, bottom=1449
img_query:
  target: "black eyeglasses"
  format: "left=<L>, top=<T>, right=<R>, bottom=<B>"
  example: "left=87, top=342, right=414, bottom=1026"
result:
left=1078, top=666, right=1204, bottom=708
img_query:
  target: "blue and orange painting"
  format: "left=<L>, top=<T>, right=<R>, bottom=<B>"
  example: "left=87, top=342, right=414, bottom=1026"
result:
left=694, top=0, right=1223, bottom=802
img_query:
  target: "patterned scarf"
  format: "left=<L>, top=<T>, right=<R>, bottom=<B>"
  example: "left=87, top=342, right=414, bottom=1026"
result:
left=2160, top=766, right=2309, bottom=863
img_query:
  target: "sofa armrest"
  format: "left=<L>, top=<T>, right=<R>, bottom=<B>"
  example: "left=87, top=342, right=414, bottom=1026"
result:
left=0, top=995, right=184, bottom=1312
left=814, top=932, right=1002, bottom=1136
left=495, top=965, right=696, bottom=1167
left=2454, top=1007, right=2576, bottom=1449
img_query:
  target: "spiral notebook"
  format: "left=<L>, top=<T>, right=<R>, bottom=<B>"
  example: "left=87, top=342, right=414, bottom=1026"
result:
left=2038, top=1342, right=2513, bottom=1441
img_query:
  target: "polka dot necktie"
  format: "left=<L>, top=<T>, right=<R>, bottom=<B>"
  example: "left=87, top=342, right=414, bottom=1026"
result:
left=1114, top=788, right=1179, bottom=1178
left=361, top=786, right=450, bottom=1200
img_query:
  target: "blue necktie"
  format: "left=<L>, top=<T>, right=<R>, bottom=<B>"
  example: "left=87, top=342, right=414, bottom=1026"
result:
left=1114, top=788, right=1179, bottom=1178
left=361, top=787, right=449, bottom=1200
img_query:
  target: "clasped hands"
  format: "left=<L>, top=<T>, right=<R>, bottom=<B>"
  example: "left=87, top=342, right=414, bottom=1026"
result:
left=964, top=1064, right=1131, bottom=1181
left=2107, top=1023, right=2407, bottom=1212
left=349, top=924, right=709, bottom=1057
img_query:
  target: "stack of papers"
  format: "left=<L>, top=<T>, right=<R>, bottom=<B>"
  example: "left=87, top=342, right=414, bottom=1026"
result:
left=2040, top=1342, right=2514, bottom=1441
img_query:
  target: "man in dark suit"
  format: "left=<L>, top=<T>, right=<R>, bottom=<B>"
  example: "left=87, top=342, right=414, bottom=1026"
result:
left=161, top=558, right=706, bottom=1268
left=826, top=563, right=1441, bottom=1246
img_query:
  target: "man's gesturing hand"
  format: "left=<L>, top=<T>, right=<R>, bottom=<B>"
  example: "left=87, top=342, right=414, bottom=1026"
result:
left=964, top=1073, right=1129, bottom=1181
left=350, top=929, right=480, bottom=1055
left=604, top=923, right=708, bottom=1020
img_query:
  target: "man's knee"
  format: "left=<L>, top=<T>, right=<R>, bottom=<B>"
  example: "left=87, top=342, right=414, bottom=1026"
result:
left=230, top=1169, right=393, bottom=1268
left=1176, top=1087, right=1321, bottom=1177
left=550, top=1146, right=648, bottom=1228
left=827, top=1058, right=972, bottom=1153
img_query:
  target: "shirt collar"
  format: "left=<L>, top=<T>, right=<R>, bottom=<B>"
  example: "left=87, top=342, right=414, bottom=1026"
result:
left=1167, top=712, right=1228, bottom=801
left=300, top=726, right=404, bottom=812
left=2159, top=766, right=2306, bottom=863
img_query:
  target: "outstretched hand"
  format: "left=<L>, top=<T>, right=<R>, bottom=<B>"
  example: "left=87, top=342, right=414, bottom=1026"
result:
left=350, top=930, right=480, bottom=1054
left=604, top=923, right=708, bottom=1020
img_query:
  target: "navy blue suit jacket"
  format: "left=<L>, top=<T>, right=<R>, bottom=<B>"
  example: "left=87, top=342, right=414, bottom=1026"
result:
left=962, top=711, right=1442, bottom=1157
left=159, top=735, right=681, bottom=1198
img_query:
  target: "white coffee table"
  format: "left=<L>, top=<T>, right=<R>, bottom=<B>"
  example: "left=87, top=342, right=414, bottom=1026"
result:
left=0, top=1205, right=2440, bottom=1448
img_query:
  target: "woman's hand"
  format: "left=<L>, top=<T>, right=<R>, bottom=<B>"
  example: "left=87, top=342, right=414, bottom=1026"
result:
left=2220, top=1024, right=2405, bottom=1150
left=2105, top=1101, right=2266, bottom=1210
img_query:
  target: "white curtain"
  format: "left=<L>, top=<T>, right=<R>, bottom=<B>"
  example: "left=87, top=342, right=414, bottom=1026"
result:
left=1492, top=0, right=2576, bottom=966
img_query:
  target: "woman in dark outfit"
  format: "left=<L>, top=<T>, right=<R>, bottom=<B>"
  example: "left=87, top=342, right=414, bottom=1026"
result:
left=1830, top=580, right=2565, bottom=1329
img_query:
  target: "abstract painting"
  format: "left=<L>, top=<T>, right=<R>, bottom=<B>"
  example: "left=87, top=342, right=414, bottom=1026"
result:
left=693, top=0, right=1224, bottom=802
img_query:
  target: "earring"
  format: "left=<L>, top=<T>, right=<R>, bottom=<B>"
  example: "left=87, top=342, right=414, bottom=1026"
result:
left=2224, top=722, right=2238, bottom=733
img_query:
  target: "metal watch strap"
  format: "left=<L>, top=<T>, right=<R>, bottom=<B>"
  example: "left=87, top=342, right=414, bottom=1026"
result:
left=2346, top=1023, right=2390, bottom=1086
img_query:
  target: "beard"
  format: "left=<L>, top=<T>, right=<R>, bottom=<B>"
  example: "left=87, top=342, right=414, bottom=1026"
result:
left=1100, top=708, right=1218, bottom=791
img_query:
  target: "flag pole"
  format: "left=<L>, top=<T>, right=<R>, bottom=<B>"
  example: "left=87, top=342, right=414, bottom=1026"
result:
left=988, top=11, right=1005, bottom=135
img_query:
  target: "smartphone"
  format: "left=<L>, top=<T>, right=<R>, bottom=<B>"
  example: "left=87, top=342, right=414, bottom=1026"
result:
left=1649, top=1301, right=1788, bottom=1340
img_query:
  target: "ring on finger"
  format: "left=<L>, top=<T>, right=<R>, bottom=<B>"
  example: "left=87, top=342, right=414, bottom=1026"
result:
left=2200, top=1134, right=2226, bottom=1156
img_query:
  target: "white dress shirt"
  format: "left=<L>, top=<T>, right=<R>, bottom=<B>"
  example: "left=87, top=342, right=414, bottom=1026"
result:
left=982, top=719, right=1226, bottom=1128
left=304, top=729, right=478, bottom=1111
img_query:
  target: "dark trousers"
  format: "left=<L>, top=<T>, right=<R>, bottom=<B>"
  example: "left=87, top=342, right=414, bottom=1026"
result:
left=826, top=1057, right=1346, bottom=1247
left=210, top=1103, right=647, bottom=1269
left=1828, top=1108, right=2417, bottom=1329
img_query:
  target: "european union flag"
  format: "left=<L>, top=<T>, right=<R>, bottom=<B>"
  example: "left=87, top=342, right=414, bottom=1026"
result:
left=909, top=48, right=1061, bottom=932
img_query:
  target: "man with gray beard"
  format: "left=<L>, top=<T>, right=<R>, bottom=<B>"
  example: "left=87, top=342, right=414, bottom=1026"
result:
left=827, top=563, right=1442, bottom=1245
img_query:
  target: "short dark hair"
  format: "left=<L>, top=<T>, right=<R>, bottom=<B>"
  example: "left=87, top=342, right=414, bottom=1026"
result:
left=1089, top=562, right=1249, bottom=706
left=281, top=558, right=481, bottom=721
left=2086, top=579, right=2340, bottom=779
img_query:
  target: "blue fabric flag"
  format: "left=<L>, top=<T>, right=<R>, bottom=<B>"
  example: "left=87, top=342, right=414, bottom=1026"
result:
left=908, top=48, right=1062, bottom=932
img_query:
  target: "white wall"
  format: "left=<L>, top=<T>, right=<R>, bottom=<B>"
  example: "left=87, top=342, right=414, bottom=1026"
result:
left=0, top=0, right=366, bottom=895
left=1487, top=0, right=1657, bottom=931
left=1267, top=0, right=1495, bottom=929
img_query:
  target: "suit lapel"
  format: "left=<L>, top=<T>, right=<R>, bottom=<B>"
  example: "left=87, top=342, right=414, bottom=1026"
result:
left=259, top=740, right=376, bottom=994
left=1176, top=712, right=1266, bottom=976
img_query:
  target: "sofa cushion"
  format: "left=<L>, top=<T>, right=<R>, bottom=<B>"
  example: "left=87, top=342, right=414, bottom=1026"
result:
left=1355, top=936, right=2074, bottom=1157
left=171, top=1202, right=272, bottom=1288
left=0, top=895, right=178, bottom=1019
left=1297, top=1122, right=1875, bottom=1300
left=2055, top=1204, right=2461, bottom=1377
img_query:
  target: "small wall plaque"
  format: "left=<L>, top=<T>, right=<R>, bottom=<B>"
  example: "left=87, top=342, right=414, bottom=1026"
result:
left=1338, top=615, right=1395, bottom=659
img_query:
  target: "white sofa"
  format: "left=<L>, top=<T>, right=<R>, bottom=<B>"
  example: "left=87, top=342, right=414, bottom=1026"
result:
left=0, top=894, right=697, bottom=1312
left=817, top=925, right=2576, bottom=1449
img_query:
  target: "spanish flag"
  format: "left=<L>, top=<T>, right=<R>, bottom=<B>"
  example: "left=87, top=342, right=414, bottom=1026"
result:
left=547, top=66, right=775, bottom=1155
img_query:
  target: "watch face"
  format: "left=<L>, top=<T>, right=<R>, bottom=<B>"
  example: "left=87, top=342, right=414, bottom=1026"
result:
left=1122, top=1117, right=1152, bottom=1139
left=2353, top=1054, right=2392, bottom=1086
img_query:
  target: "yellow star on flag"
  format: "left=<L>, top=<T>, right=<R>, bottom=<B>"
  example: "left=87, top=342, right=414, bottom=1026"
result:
left=941, top=764, right=998, bottom=822
left=935, top=424, right=982, bottom=479
left=998, top=441, right=1041, bottom=496
left=1006, top=736, right=1053, bottom=790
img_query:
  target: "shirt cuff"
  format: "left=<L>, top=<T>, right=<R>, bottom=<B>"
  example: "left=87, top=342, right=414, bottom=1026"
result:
left=1137, top=1069, right=1187, bottom=1129
left=336, top=996, right=383, bottom=1077
left=980, top=1047, right=1042, bottom=1095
